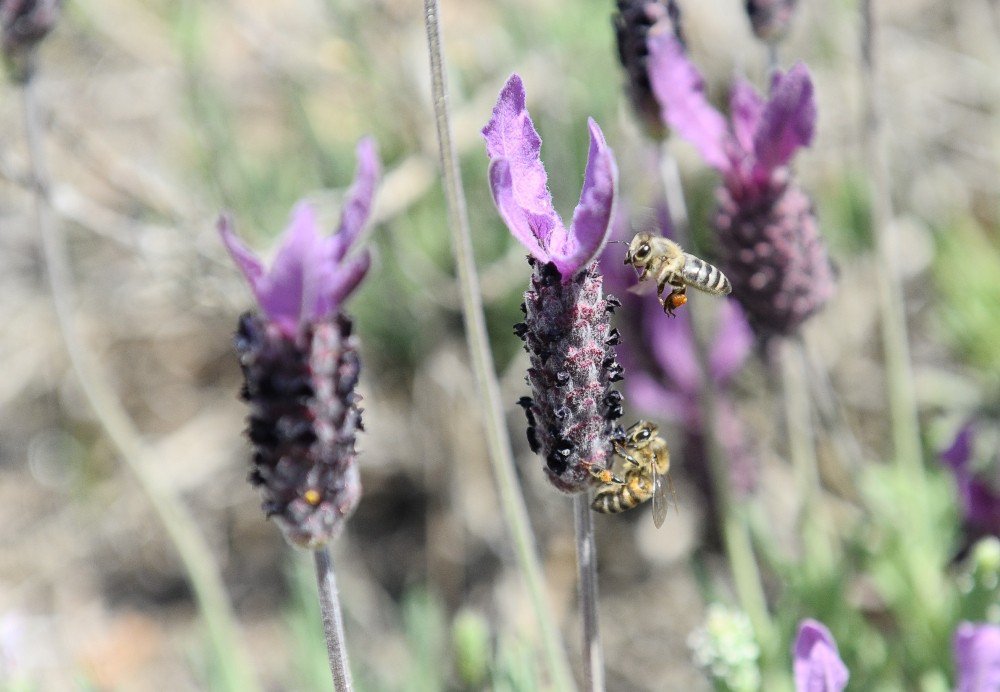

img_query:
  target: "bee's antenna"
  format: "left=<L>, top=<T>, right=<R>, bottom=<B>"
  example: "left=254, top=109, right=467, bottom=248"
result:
left=608, top=240, right=628, bottom=246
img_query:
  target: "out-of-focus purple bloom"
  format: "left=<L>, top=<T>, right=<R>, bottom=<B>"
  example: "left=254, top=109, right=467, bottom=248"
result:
left=484, top=75, right=624, bottom=492
left=745, top=0, right=799, bottom=44
left=613, top=0, right=686, bottom=140
left=1, top=0, right=61, bottom=81
left=483, top=74, right=618, bottom=281
left=645, top=31, right=835, bottom=339
left=954, top=622, right=1000, bottom=692
left=941, top=424, right=1000, bottom=537
left=220, top=138, right=378, bottom=339
left=793, top=619, right=849, bottom=692
left=221, top=138, right=380, bottom=548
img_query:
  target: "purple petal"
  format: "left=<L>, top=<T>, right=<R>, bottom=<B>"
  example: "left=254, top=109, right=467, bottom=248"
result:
left=793, top=619, right=849, bottom=692
left=334, top=136, right=381, bottom=261
left=643, top=299, right=701, bottom=396
left=627, top=370, right=696, bottom=425
left=488, top=159, right=549, bottom=261
left=256, top=202, right=322, bottom=333
left=558, top=118, right=618, bottom=277
left=730, top=79, right=765, bottom=154
left=218, top=214, right=265, bottom=291
left=964, top=478, right=1000, bottom=535
left=955, top=622, right=1000, bottom=692
left=646, top=30, right=730, bottom=171
left=709, top=300, right=753, bottom=385
left=941, top=424, right=975, bottom=470
left=753, top=63, right=816, bottom=172
left=317, top=250, right=372, bottom=317
left=482, top=74, right=565, bottom=256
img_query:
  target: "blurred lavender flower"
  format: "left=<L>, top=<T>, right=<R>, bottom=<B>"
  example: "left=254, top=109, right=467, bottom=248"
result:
left=792, top=619, right=849, bottom=692
left=941, top=424, right=1000, bottom=539
left=220, top=138, right=379, bottom=548
left=613, top=0, right=685, bottom=140
left=745, top=0, right=799, bottom=44
left=483, top=73, right=623, bottom=492
left=954, top=622, right=1000, bottom=692
left=646, top=31, right=836, bottom=340
left=0, top=0, right=61, bottom=82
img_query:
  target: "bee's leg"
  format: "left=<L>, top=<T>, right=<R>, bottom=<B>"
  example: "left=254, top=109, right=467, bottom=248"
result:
left=662, top=284, right=687, bottom=317
left=588, top=465, right=624, bottom=486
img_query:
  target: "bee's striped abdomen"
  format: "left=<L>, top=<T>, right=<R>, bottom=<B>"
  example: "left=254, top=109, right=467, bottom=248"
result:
left=591, top=474, right=652, bottom=515
left=681, top=253, right=732, bottom=295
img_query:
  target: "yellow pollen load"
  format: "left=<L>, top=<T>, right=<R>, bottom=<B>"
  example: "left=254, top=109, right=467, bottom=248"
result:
left=304, top=489, right=321, bottom=506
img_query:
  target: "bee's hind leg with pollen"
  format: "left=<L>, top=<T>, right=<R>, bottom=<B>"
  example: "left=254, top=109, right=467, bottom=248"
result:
left=662, top=283, right=687, bottom=317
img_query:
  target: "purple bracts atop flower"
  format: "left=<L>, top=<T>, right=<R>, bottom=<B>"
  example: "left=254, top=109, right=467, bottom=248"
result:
left=793, top=620, right=849, bottom=692
left=221, top=138, right=380, bottom=547
left=646, top=32, right=834, bottom=337
left=483, top=74, right=618, bottom=281
left=954, top=622, right=1000, bottom=692
left=220, top=137, right=379, bottom=338
left=941, top=425, right=1000, bottom=537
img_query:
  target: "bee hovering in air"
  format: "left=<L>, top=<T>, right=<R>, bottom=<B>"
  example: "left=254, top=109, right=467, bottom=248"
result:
left=591, top=420, right=674, bottom=528
left=623, top=232, right=731, bottom=316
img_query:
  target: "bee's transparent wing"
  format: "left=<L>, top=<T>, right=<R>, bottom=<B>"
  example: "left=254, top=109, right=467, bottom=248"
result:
left=651, top=467, right=669, bottom=528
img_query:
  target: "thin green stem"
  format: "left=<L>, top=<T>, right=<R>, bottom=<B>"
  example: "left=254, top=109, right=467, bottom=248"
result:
left=314, top=549, right=353, bottom=692
left=860, top=0, right=923, bottom=476
left=422, top=3, right=574, bottom=689
left=656, top=144, right=776, bottom=659
left=22, top=75, right=259, bottom=692
left=573, top=494, right=605, bottom=692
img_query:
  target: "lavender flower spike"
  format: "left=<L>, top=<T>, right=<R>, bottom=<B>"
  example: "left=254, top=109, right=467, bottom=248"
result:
left=220, top=137, right=380, bottom=548
left=792, top=619, right=849, bottom=692
left=483, top=74, right=618, bottom=282
left=484, top=75, right=624, bottom=492
left=954, top=622, right=1000, bottom=692
left=941, top=424, right=1000, bottom=538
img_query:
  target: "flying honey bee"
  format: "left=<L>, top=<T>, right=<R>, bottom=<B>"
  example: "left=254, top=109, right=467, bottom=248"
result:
left=591, top=420, right=674, bottom=528
left=623, top=232, right=731, bottom=316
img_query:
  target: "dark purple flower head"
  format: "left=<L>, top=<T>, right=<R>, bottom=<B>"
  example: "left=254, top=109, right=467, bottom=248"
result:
left=613, top=0, right=685, bottom=139
left=483, top=74, right=618, bottom=282
left=646, top=32, right=834, bottom=338
left=745, top=0, right=799, bottom=44
left=220, top=138, right=379, bottom=338
left=954, top=622, right=1000, bottom=692
left=1, top=0, right=61, bottom=82
left=941, top=424, right=1000, bottom=537
left=793, top=619, right=849, bottom=692
left=222, top=138, right=380, bottom=547
left=484, top=76, right=623, bottom=492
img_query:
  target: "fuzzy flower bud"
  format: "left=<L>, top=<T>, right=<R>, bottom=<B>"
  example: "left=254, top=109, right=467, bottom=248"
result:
left=483, top=74, right=623, bottom=492
left=220, top=138, right=380, bottom=547
left=645, top=32, right=836, bottom=339
left=613, top=0, right=684, bottom=140
left=1, top=0, right=61, bottom=82
left=745, top=0, right=799, bottom=44
left=793, top=619, right=849, bottom=692
left=954, top=622, right=1000, bottom=692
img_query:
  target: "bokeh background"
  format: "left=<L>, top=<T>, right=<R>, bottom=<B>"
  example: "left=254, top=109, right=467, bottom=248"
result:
left=0, top=0, right=998, bottom=689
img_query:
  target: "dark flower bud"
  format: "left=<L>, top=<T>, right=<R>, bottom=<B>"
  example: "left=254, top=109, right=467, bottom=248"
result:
left=745, top=0, right=799, bottom=44
left=1, top=0, right=61, bottom=82
left=613, top=0, right=684, bottom=140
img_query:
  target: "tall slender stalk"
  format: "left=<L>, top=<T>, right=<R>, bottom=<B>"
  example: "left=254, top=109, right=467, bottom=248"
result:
left=22, top=77, right=259, bottom=692
left=314, top=548, right=353, bottom=691
left=860, top=0, right=923, bottom=476
left=656, top=144, right=776, bottom=658
left=573, top=495, right=604, bottom=692
left=422, top=3, right=574, bottom=689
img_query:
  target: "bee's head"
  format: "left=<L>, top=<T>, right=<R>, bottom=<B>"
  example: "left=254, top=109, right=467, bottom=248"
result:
left=625, top=232, right=654, bottom=267
left=626, top=420, right=658, bottom=447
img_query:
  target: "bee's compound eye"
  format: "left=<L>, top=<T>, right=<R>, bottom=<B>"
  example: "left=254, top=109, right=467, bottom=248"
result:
left=637, top=429, right=651, bottom=441
left=635, top=244, right=651, bottom=260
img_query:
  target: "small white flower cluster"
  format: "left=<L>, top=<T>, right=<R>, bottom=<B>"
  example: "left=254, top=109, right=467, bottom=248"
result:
left=688, top=603, right=762, bottom=692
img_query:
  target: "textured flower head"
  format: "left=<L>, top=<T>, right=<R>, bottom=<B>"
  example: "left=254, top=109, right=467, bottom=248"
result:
left=220, top=137, right=379, bottom=338
left=792, top=619, right=849, bottom=692
left=688, top=603, right=761, bottom=691
left=954, top=622, right=1000, bottom=692
left=483, top=74, right=618, bottom=281
left=941, top=424, right=1000, bottom=537
left=222, top=138, right=380, bottom=548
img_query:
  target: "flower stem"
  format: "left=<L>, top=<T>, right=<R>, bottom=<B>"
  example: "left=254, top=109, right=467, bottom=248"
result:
left=21, top=75, right=259, bottom=692
left=860, top=0, right=923, bottom=477
left=657, top=143, right=776, bottom=659
left=314, top=548, right=353, bottom=692
left=422, top=3, right=574, bottom=689
left=573, top=494, right=605, bottom=692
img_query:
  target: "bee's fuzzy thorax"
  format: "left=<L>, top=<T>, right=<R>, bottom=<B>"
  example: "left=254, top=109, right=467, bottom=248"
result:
left=236, top=312, right=363, bottom=548
left=514, top=260, right=625, bottom=493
